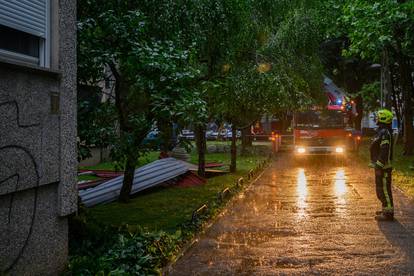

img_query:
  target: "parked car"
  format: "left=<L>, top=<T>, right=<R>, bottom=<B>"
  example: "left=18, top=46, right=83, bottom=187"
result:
left=219, top=129, right=231, bottom=140
left=206, top=130, right=219, bottom=140
left=143, top=129, right=161, bottom=149
left=179, top=129, right=195, bottom=140
left=219, top=129, right=241, bottom=140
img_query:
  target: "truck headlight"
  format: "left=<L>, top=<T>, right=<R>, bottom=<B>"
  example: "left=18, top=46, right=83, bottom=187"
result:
left=297, top=147, right=306, bottom=154
left=335, top=147, right=344, bottom=153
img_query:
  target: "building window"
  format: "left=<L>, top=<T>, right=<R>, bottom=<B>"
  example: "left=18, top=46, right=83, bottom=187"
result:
left=0, top=0, right=50, bottom=67
left=0, top=25, right=40, bottom=60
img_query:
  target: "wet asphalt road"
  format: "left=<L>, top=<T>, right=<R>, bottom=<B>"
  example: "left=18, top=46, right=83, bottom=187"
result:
left=168, top=154, right=414, bottom=275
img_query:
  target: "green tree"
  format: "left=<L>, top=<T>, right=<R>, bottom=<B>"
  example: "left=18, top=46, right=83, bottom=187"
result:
left=77, top=0, right=333, bottom=188
left=357, top=82, right=382, bottom=112
left=339, top=0, right=414, bottom=154
left=77, top=99, right=117, bottom=162
left=78, top=8, right=200, bottom=202
left=219, top=3, right=326, bottom=172
left=177, top=0, right=255, bottom=176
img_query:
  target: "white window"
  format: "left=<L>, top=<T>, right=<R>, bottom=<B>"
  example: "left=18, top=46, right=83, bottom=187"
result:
left=0, top=0, right=50, bottom=67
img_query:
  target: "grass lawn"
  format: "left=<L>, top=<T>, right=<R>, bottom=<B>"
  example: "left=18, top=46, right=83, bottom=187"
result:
left=87, top=148, right=268, bottom=232
left=359, top=140, right=414, bottom=198
left=78, top=174, right=101, bottom=181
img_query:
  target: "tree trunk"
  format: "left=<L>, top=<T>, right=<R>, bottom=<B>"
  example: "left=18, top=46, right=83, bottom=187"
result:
left=397, top=54, right=414, bottom=155
left=391, top=65, right=402, bottom=130
left=394, top=8, right=413, bottom=153
left=264, top=115, right=271, bottom=134
left=392, top=89, right=401, bottom=130
left=159, top=120, right=173, bottom=153
left=195, top=125, right=206, bottom=177
left=119, top=154, right=136, bottom=203
left=381, top=49, right=393, bottom=109
left=230, top=125, right=237, bottom=173
left=109, top=65, right=137, bottom=202
left=100, top=147, right=103, bottom=163
left=280, top=115, right=290, bottom=133
left=354, top=95, right=363, bottom=131
left=241, top=126, right=252, bottom=155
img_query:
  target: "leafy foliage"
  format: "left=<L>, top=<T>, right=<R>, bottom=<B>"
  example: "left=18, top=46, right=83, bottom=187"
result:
left=334, top=0, right=414, bottom=153
left=341, top=0, right=414, bottom=61
left=69, top=229, right=181, bottom=275
left=77, top=100, right=117, bottom=161
left=357, top=82, right=381, bottom=112
left=68, top=206, right=182, bottom=276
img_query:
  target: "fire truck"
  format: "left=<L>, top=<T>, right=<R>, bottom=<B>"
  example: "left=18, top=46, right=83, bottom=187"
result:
left=293, top=78, right=361, bottom=156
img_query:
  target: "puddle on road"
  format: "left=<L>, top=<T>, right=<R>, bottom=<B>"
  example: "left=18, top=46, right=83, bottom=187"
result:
left=296, top=168, right=308, bottom=219
left=293, top=167, right=352, bottom=220
left=333, top=168, right=350, bottom=217
left=241, top=256, right=303, bottom=268
left=215, top=229, right=299, bottom=249
left=235, top=255, right=326, bottom=272
left=334, top=169, right=347, bottom=198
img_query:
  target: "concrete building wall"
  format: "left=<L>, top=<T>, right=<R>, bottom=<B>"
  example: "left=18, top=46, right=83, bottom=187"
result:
left=0, top=0, right=77, bottom=275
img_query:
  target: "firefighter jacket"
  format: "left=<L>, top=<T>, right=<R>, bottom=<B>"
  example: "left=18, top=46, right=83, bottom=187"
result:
left=370, top=126, right=393, bottom=169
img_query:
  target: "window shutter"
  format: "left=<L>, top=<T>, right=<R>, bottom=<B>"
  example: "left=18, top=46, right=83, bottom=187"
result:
left=0, top=0, right=48, bottom=38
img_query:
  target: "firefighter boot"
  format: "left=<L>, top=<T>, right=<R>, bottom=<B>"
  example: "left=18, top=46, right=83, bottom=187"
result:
left=375, top=211, right=394, bottom=221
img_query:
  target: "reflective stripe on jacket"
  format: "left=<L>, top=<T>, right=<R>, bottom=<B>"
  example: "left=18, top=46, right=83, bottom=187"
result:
left=370, top=126, right=393, bottom=169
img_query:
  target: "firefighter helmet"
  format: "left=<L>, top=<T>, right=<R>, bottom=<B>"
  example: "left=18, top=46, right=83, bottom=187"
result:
left=376, top=109, right=393, bottom=124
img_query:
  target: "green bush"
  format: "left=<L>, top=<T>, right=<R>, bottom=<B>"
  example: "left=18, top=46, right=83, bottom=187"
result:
left=69, top=231, right=181, bottom=276
left=67, top=207, right=182, bottom=275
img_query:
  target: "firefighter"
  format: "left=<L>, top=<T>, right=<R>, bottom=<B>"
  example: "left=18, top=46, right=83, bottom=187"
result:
left=369, top=109, right=394, bottom=221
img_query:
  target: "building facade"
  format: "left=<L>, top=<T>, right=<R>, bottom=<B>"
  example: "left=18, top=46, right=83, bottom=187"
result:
left=0, top=0, right=77, bottom=274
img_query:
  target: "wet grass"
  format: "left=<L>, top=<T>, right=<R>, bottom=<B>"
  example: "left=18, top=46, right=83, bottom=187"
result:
left=87, top=151, right=267, bottom=232
left=359, top=141, right=414, bottom=199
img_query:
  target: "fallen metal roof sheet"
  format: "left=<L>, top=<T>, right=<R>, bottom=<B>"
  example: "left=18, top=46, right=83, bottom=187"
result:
left=178, top=160, right=229, bottom=177
left=79, top=158, right=189, bottom=207
left=78, top=179, right=105, bottom=190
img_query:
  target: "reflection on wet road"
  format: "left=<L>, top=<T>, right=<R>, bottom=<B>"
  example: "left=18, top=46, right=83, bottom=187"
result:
left=296, top=168, right=307, bottom=220
left=168, top=154, right=414, bottom=275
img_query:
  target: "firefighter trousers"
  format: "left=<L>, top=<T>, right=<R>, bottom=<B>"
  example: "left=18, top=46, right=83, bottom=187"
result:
left=375, top=168, right=393, bottom=214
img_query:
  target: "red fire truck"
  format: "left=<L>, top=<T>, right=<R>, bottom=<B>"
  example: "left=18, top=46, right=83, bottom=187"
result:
left=293, top=78, right=361, bottom=156
left=293, top=109, right=361, bottom=155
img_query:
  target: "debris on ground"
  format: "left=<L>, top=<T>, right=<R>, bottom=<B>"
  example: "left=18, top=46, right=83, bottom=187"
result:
left=79, top=158, right=189, bottom=207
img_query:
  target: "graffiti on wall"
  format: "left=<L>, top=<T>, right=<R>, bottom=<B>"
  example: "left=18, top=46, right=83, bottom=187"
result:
left=0, top=101, right=40, bottom=273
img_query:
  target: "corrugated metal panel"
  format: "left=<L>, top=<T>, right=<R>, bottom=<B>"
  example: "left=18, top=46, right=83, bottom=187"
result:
left=175, top=172, right=206, bottom=188
left=0, top=0, right=47, bottom=37
left=79, top=158, right=189, bottom=207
